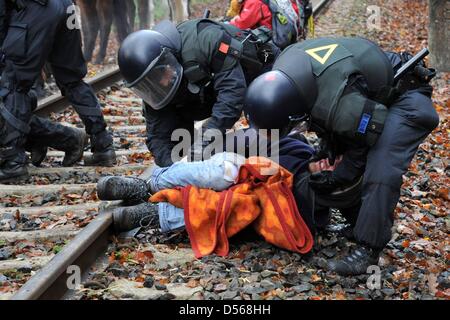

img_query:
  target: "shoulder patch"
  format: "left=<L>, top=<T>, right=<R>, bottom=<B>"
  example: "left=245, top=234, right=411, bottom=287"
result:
left=219, top=42, right=230, bottom=54
left=305, top=44, right=338, bottom=65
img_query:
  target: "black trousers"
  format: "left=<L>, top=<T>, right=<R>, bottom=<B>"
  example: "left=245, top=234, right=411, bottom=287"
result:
left=293, top=89, right=438, bottom=249
left=353, top=89, right=439, bottom=249
left=0, top=0, right=110, bottom=160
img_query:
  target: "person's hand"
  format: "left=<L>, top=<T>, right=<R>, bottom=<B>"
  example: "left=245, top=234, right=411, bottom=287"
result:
left=308, top=155, right=343, bottom=173
left=309, top=170, right=340, bottom=193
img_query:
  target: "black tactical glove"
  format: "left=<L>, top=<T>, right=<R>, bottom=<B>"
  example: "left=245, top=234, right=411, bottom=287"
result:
left=309, top=170, right=341, bottom=193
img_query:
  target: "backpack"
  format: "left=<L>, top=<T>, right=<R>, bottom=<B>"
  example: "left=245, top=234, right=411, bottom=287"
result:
left=262, top=0, right=299, bottom=49
left=181, top=19, right=277, bottom=87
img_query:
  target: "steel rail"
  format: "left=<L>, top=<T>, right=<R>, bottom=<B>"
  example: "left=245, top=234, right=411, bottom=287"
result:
left=34, top=67, right=122, bottom=117
left=12, top=166, right=155, bottom=300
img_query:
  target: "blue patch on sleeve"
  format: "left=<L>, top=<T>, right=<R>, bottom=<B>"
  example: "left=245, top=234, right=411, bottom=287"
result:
left=358, top=113, right=371, bottom=134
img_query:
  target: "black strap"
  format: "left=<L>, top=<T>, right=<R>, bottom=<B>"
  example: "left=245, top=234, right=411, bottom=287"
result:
left=211, top=31, right=232, bottom=73
left=3, top=131, right=21, bottom=145
left=355, top=99, right=376, bottom=139
left=0, top=104, right=30, bottom=134
left=0, top=146, right=18, bottom=158
left=32, top=0, right=49, bottom=5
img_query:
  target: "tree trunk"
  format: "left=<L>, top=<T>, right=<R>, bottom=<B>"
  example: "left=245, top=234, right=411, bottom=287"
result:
left=429, top=0, right=450, bottom=72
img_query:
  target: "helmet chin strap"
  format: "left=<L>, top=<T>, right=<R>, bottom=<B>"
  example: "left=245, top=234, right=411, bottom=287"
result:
left=281, top=114, right=310, bottom=137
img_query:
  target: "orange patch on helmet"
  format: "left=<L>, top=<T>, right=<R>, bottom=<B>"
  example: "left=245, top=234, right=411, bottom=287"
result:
left=265, top=73, right=277, bottom=81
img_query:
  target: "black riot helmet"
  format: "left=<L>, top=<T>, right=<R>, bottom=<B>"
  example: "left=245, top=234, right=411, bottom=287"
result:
left=244, top=48, right=318, bottom=137
left=118, top=20, right=183, bottom=110
left=244, top=70, right=309, bottom=136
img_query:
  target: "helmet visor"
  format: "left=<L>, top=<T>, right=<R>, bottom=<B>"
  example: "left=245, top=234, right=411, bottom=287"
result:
left=127, top=48, right=183, bottom=110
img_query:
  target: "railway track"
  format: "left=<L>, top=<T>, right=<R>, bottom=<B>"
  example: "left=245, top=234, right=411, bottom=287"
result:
left=1, top=74, right=154, bottom=300
left=2, top=0, right=333, bottom=300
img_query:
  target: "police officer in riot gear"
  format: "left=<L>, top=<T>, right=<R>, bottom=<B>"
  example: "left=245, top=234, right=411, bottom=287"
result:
left=0, top=0, right=116, bottom=182
left=118, top=19, right=278, bottom=167
left=244, top=37, right=439, bottom=275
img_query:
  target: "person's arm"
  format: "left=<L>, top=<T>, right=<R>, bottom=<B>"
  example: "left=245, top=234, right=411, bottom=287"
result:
left=143, top=103, right=179, bottom=167
left=204, top=63, right=247, bottom=133
left=230, top=0, right=265, bottom=29
left=331, top=144, right=368, bottom=184
left=189, top=64, right=247, bottom=160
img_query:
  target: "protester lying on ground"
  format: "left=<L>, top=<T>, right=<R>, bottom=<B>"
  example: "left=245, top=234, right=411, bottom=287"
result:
left=97, top=136, right=353, bottom=257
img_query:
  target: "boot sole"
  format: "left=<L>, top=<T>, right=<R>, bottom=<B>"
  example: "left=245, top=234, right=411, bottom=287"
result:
left=85, top=159, right=117, bottom=167
left=0, top=172, right=30, bottom=184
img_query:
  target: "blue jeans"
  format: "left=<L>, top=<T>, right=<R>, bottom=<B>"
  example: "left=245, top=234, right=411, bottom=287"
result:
left=149, top=153, right=246, bottom=232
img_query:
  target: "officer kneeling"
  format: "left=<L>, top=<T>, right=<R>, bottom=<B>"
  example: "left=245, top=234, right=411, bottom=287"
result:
left=118, top=18, right=277, bottom=167
left=243, top=37, right=439, bottom=275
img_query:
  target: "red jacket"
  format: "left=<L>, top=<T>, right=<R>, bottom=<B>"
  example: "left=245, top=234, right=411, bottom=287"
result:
left=230, top=0, right=300, bottom=31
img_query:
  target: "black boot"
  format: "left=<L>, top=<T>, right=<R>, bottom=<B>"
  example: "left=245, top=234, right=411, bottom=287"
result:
left=327, top=245, right=380, bottom=276
left=112, top=202, right=159, bottom=232
left=97, top=176, right=151, bottom=202
left=29, top=127, right=88, bottom=167
left=30, top=144, right=47, bottom=167
left=27, top=116, right=89, bottom=167
left=61, top=128, right=89, bottom=167
left=0, top=150, right=29, bottom=183
left=84, top=148, right=117, bottom=167
left=84, top=131, right=117, bottom=167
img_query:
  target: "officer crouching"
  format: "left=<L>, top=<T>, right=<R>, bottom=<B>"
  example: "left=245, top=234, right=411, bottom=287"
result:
left=243, top=37, right=439, bottom=275
left=117, top=18, right=278, bottom=167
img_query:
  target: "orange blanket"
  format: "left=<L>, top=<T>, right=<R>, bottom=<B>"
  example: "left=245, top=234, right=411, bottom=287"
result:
left=150, top=157, right=314, bottom=258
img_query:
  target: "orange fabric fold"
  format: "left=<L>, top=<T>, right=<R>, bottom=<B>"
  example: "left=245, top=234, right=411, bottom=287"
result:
left=150, top=157, right=314, bottom=258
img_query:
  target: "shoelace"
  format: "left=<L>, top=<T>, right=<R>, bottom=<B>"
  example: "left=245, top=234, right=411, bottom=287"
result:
left=139, top=213, right=159, bottom=229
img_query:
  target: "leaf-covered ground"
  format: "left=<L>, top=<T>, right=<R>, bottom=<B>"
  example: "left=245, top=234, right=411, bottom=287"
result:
left=3, top=0, right=447, bottom=301
left=69, top=0, right=449, bottom=301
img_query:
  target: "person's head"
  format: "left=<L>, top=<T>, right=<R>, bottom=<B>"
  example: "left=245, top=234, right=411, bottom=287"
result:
left=243, top=70, right=309, bottom=137
left=118, top=21, right=183, bottom=110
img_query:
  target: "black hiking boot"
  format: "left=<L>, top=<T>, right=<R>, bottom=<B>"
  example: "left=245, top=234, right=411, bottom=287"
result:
left=62, top=129, right=88, bottom=167
left=84, top=148, right=117, bottom=167
left=112, top=202, right=159, bottom=232
left=84, top=131, right=117, bottom=167
left=327, top=245, right=380, bottom=276
left=97, top=176, right=151, bottom=202
left=0, top=151, right=29, bottom=183
left=30, top=144, right=47, bottom=167
left=30, top=128, right=88, bottom=167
